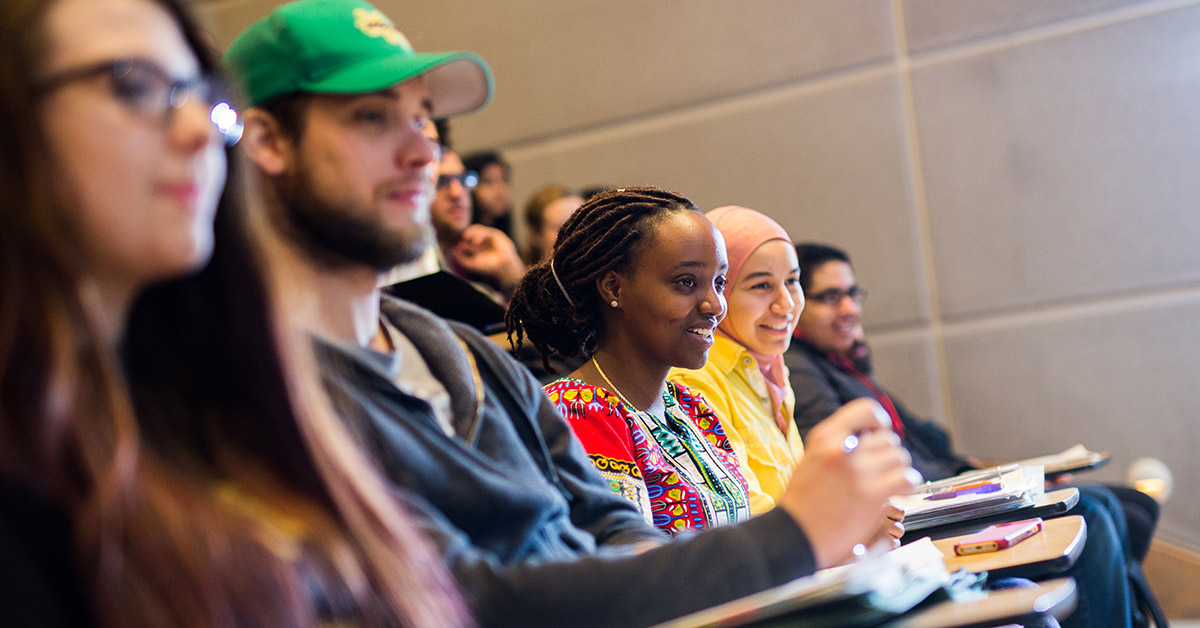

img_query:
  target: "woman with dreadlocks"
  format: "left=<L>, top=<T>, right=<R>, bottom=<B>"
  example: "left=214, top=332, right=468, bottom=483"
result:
left=506, top=187, right=755, bottom=533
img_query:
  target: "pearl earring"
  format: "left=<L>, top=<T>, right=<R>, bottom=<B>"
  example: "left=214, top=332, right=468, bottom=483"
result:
left=610, top=300, right=619, bottom=308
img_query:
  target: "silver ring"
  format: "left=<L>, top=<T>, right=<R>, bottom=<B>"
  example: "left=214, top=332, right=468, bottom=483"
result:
left=840, top=433, right=860, bottom=454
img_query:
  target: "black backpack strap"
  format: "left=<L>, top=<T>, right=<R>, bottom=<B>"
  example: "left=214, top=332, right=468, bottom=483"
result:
left=1128, top=559, right=1168, bottom=628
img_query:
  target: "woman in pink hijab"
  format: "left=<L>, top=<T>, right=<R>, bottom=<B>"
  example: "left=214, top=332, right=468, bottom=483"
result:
left=673, top=206, right=904, bottom=543
left=670, top=206, right=807, bottom=513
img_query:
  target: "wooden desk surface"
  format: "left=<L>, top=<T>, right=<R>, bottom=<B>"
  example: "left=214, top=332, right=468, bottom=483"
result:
left=883, top=578, right=1078, bottom=628
left=934, top=515, right=1087, bottom=581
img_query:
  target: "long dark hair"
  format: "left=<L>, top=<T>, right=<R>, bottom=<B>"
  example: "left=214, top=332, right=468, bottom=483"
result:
left=506, top=186, right=698, bottom=370
left=0, top=0, right=465, bottom=626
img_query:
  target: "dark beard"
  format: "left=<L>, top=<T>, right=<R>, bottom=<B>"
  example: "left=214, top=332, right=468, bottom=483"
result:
left=275, top=168, right=432, bottom=273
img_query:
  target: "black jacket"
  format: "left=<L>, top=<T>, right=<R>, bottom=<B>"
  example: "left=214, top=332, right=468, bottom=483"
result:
left=785, top=340, right=972, bottom=482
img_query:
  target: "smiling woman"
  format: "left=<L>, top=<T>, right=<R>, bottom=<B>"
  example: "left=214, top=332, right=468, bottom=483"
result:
left=669, top=207, right=905, bottom=546
left=669, top=206, right=808, bottom=515
left=506, top=187, right=753, bottom=533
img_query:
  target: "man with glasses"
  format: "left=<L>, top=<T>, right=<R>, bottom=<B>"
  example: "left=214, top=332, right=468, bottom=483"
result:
left=786, top=243, right=969, bottom=481
left=785, top=243, right=1157, bottom=628
left=430, top=147, right=525, bottom=302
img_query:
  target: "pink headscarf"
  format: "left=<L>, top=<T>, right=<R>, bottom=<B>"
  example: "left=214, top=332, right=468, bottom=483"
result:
left=706, top=206, right=794, bottom=434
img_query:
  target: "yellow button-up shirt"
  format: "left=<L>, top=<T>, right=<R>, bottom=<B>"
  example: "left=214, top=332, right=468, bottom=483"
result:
left=670, top=335, right=805, bottom=514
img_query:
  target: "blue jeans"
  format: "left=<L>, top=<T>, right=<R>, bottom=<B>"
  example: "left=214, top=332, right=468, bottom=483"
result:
left=1057, top=487, right=1134, bottom=628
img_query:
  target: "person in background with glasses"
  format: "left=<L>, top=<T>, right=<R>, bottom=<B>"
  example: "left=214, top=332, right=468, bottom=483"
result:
left=786, top=244, right=891, bottom=446
left=0, top=0, right=466, bottom=625
left=430, top=147, right=525, bottom=302
left=785, top=242, right=1148, bottom=628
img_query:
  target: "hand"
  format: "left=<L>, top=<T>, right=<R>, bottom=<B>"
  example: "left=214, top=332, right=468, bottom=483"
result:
left=877, top=502, right=906, bottom=549
left=777, top=398, right=920, bottom=569
left=451, top=224, right=526, bottom=290
left=1046, top=472, right=1074, bottom=489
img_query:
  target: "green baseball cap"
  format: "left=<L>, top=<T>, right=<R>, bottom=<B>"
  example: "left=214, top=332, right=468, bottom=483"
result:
left=223, top=0, right=493, bottom=116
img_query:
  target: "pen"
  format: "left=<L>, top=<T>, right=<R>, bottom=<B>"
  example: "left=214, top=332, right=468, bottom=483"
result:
left=925, top=482, right=1002, bottom=500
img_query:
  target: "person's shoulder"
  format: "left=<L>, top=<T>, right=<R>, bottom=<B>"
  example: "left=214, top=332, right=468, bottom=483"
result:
left=707, top=335, right=750, bottom=373
left=380, top=293, right=457, bottom=337
left=543, top=376, right=588, bottom=396
left=381, top=294, right=511, bottom=374
left=669, top=358, right=724, bottom=389
left=784, top=340, right=828, bottom=375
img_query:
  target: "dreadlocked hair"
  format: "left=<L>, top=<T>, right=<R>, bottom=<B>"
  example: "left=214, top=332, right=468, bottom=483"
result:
left=506, top=186, right=699, bottom=371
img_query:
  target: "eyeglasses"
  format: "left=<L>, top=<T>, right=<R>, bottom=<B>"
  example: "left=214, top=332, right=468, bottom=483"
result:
left=37, top=58, right=243, bottom=147
left=806, top=285, right=867, bottom=306
left=436, top=170, right=479, bottom=190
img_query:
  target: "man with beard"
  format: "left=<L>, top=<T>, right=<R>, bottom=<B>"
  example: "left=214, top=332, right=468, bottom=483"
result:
left=225, top=2, right=917, bottom=626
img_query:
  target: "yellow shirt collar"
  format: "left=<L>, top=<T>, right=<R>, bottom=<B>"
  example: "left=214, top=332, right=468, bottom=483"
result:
left=708, top=334, right=757, bottom=375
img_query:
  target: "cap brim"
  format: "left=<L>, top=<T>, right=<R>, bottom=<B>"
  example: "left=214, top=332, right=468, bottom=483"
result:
left=301, top=51, right=493, bottom=117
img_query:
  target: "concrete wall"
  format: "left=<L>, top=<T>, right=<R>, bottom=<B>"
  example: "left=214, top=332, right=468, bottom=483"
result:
left=197, top=0, right=1200, bottom=550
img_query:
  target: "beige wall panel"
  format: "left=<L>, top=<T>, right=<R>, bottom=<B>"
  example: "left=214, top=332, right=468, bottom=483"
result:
left=198, top=0, right=895, bottom=150
left=863, top=329, right=944, bottom=426
left=941, top=296, right=1200, bottom=547
left=902, top=0, right=1154, bottom=53
left=507, top=74, right=928, bottom=328
left=910, top=5, right=1200, bottom=319
left=193, top=0, right=266, bottom=46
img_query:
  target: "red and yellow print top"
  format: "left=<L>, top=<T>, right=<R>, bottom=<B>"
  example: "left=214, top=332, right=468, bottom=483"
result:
left=544, top=379, right=752, bottom=534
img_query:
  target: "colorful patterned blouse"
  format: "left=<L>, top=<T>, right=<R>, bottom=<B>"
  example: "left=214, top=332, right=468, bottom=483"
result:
left=544, top=378, right=752, bottom=533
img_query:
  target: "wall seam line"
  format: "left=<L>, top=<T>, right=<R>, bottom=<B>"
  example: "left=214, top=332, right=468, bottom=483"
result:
left=890, top=0, right=956, bottom=434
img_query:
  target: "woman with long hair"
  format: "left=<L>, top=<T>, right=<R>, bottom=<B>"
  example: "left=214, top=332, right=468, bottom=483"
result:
left=0, top=0, right=465, bottom=625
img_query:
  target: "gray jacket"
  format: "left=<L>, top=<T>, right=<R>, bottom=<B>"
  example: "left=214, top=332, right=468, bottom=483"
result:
left=316, top=296, right=818, bottom=628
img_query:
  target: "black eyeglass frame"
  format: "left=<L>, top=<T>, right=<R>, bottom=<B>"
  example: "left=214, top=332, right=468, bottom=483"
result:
left=36, top=57, right=243, bottom=146
left=805, top=285, right=868, bottom=306
left=436, top=170, right=479, bottom=191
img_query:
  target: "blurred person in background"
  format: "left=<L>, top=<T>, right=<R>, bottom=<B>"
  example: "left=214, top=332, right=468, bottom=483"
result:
left=432, top=148, right=524, bottom=302
left=522, top=183, right=583, bottom=264
left=462, top=149, right=513, bottom=237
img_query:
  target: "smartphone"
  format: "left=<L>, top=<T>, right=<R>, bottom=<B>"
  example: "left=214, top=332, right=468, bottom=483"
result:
left=954, top=518, right=1043, bottom=556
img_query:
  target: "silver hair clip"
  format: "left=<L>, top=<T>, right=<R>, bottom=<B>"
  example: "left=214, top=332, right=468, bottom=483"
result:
left=550, top=259, right=575, bottom=307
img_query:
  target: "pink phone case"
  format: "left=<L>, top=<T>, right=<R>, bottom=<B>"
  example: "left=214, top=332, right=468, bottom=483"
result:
left=954, top=518, right=1043, bottom=556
